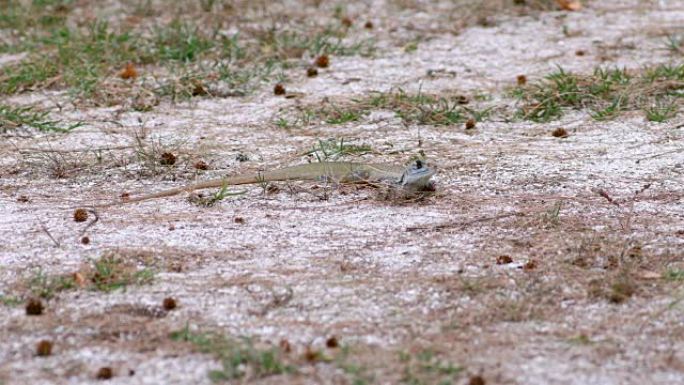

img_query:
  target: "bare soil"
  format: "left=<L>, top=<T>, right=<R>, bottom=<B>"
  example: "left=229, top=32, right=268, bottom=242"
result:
left=1, top=1, right=683, bottom=384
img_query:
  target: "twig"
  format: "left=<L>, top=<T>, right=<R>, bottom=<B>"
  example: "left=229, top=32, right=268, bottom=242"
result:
left=406, top=212, right=526, bottom=232
left=79, top=208, right=100, bottom=237
left=42, top=74, right=62, bottom=89
left=39, top=222, right=61, bottom=247
left=246, top=285, right=294, bottom=316
left=18, top=145, right=133, bottom=154
left=635, top=148, right=684, bottom=163
left=593, top=188, right=620, bottom=207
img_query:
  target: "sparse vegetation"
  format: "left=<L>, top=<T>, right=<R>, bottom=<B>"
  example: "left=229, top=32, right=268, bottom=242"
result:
left=663, top=268, right=684, bottom=282
left=284, top=64, right=684, bottom=128
left=334, top=345, right=375, bottom=385
left=365, top=90, right=472, bottom=125
left=543, top=200, right=563, bottom=226
left=2, top=2, right=684, bottom=384
left=170, top=325, right=295, bottom=382
left=664, top=33, right=684, bottom=55
left=644, top=102, right=677, bottom=122
left=189, top=184, right=247, bottom=207
left=20, top=148, right=99, bottom=179
left=567, top=334, right=594, bottom=345
left=0, top=5, right=375, bottom=108
left=607, top=272, right=637, bottom=304
left=17, top=254, right=154, bottom=299
left=132, top=132, right=189, bottom=177
left=90, top=254, right=155, bottom=292
left=399, top=349, right=464, bottom=385
left=0, top=105, right=81, bottom=132
left=27, top=269, right=77, bottom=299
left=305, top=138, right=373, bottom=161
left=275, top=117, right=291, bottom=129
left=0, top=294, right=22, bottom=307
left=0, top=1, right=74, bottom=52
left=513, top=65, right=684, bottom=122
left=282, top=89, right=492, bottom=128
left=403, top=38, right=420, bottom=53
left=170, top=329, right=376, bottom=385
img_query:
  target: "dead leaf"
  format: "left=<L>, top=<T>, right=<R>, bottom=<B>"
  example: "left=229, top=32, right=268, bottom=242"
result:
left=556, top=0, right=582, bottom=11
left=73, top=272, right=87, bottom=288
left=523, top=260, right=538, bottom=271
left=120, top=63, right=138, bottom=79
left=496, top=255, right=513, bottom=265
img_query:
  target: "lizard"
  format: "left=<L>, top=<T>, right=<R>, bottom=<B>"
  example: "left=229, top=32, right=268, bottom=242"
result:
left=97, top=159, right=435, bottom=207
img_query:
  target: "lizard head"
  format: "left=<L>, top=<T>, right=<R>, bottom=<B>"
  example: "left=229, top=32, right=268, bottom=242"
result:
left=399, top=159, right=435, bottom=190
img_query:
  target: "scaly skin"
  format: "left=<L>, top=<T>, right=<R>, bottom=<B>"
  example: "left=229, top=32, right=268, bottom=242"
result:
left=100, top=160, right=435, bottom=207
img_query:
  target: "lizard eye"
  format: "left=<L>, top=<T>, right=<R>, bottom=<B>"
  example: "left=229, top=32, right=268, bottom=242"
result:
left=415, top=159, right=423, bottom=169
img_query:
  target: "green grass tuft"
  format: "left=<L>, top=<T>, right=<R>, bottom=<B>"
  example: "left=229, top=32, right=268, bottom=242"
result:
left=290, top=89, right=478, bottom=128
left=663, top=268, right=684, bottom=282
left=514, top=65, right=684, bottom=122
left=305, top=138, right=373, bottom=161
left=0, top=104, right=82, bottom=132
left=399, top=349, right=464, bottom=385
left=170, top=325, right=295, bottom=381
left=152, top=20, right=215, bottom=62
left=27, top=269, right=76, bottom=300
left=89, top=254, right=155, bottom=293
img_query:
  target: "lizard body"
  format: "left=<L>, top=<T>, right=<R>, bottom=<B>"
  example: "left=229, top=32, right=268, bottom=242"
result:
left=101, top=160, right=435, bottom=207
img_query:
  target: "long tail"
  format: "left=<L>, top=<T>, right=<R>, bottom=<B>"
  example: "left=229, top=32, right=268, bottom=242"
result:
left=99, top=173, right=263, bottom=207
left=97, top=163, right=358, bottom=207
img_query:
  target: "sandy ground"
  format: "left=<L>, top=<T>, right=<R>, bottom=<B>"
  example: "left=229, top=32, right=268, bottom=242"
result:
left=1, top=1, right=684, bottom=384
